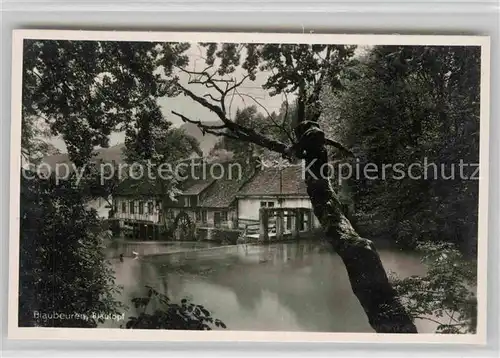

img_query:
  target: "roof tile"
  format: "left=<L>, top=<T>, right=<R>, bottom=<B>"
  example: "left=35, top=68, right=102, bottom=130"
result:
left=237, top=165, right=307, bottom=196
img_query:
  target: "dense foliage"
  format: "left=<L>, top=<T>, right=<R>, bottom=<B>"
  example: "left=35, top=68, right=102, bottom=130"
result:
left=19, top=170, right=122, bottom=327
left=22, top=40, right=189, bottom=166
left=122, top=117, right=202, bottom=230
left=125, top=286, right=227, bottom=330
left=20, top=40, right=222, bottom=330
left=390, top=242, right=477, bottom=333
left=322, top=46, right=480, bottom=254
left=211, top=102, right=297, bottom=163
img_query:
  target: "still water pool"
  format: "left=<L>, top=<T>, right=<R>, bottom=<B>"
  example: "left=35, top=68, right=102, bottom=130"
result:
left=104, top=240, right=436, bottom=333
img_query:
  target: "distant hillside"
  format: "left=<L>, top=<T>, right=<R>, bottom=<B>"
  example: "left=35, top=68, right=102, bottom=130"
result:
left=42, top=121, right=220, bottom=172
left=42, top=143, right=125, bottom=167
left=40, top=143, right=126, bottom=176
left=179, top=121, right=221, bottom=155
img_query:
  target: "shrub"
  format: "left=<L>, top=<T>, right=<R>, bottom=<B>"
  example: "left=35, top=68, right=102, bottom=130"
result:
left=125, top=286, right=227, bottom=330
left=390, top=242, right=477, bottom=333
left=19, top=171, right=123, bottom=327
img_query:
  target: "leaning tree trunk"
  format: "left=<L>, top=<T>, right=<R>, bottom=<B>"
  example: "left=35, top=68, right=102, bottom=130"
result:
left=296, top=121, right=417, bottom=333
left=173, top=74, right=417, bottom=333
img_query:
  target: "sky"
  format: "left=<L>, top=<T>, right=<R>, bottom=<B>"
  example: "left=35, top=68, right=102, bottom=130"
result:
left=49, top=43, right=291, bottom=153
left=48, top=43, right=369, bottom=153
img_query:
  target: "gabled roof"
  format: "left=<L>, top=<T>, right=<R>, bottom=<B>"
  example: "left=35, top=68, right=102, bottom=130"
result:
left=115, top=177, right=161, bottom=198
left=236, top=165, right=308, bottom=197
left=157, top=159, right=255, bottom=208
left=181, top=179, right=215, bottom=195
left=198, top=179, right=243, bottom=208
left=110, top=158, right=310, bottom=205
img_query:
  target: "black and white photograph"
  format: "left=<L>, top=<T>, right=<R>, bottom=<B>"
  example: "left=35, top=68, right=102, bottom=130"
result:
left=8, top=31, right=490, bottom=343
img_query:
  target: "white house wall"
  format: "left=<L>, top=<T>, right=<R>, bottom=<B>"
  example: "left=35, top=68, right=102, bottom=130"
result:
left=86, top=196, right=111, bottom=219
left=114, top=195, right=321, bottom=229
left=237, top=197, right=320, bottom=228
left=238, top=197, right=313, bottom=220
left=237, top=198, right=263, bottom=221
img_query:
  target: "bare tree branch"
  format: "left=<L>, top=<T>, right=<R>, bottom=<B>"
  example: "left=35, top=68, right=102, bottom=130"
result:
left=171, top=110, right=288, bottom=153
left=173, top=66, right=296, bottom=156
left=234, top=90, right=294, bottom=144
left=314, top=46, right=332, bottom=96
left=171, top=110, right=240, bottom=140
left=171, top=88, right=289, bottom=156
left=170, top=110, right=226, bottom=131
left=280, top=91, right=295, bottom=142
left=325, top=138, right=354, bottom=157
left=228, top=85, right=237, bottom=118
left=226, top=74, right=250, bottom=94
left=177, top=83, right=227, bottom=120
left=281, top=91, right=290, bottom=128
left=176, top=66, right=225, bottom=95
left=203, top=93, right=220, bottom=103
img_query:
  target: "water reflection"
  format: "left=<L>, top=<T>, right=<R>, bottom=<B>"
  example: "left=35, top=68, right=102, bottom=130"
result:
left=105, top=240, right=435, bottom=333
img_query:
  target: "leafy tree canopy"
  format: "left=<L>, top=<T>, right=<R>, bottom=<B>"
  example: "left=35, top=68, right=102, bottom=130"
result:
left=22, top=40, right=189, bottom=166
left=322, top=45, right=480, bottom=252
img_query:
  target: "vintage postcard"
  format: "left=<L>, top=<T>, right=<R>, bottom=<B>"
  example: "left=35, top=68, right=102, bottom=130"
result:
left=8, top=30, right=490, bottom=343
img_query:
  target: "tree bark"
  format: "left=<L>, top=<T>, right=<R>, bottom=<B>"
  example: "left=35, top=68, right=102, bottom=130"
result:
left=297, top=121, right=418, bottom=333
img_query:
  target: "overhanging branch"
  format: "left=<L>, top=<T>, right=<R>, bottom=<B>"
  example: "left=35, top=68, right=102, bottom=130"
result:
left=171, top=110, right=241, bottom=140
left=171, top=107, right=288, bottom=156
left=172, top=66, right=305, bottom=158
left=234, top=89, right=294, bottom=144
left=325, top=138, right=354, bottom=157
left=171, top=111, right=226, bottom=131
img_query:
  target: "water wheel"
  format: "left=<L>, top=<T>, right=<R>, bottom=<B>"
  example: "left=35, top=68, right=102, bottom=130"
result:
left=173, top=211, right=195, bottom=241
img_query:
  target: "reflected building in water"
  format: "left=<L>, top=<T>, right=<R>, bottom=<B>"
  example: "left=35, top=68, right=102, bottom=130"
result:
left=106, top=241, right=434, bottom=333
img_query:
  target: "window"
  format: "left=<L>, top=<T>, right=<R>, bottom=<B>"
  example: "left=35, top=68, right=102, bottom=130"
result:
left=214, top=211, right=228, bottom=228
left=184, top=197, right=189, bottom=207
left=201, top=210, right=207, bottom=224
left=130, top=201, right=135, bottom=214
left=195, top=211, right=201, bottom=222
left=260, top=201, right=275, bottom=208
left=121, top=201, right=127, bottom=213
left=138, top=201, right=144, bottom=215
left=286, top=211, right=292, bottom=230
left=214, top=212, right=221, bottom=228
left=147, top=202, right=153, bottom=214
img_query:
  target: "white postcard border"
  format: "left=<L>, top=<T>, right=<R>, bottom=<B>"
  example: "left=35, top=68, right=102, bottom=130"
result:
left=8, top=29, right=491, bottom=344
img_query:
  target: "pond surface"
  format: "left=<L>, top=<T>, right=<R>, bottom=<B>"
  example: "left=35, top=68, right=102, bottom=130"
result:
left=104, top=240, right=436, bottom=333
